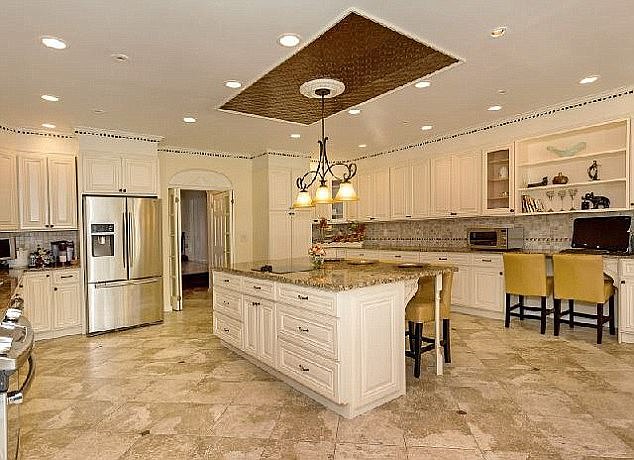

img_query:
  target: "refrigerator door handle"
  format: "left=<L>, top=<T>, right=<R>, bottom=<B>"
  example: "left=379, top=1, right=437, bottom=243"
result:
left=122, top=212, right=127, bottom=269
left=128, top=212, right=134, bottom=268
left=132, top=278, right=159, bottom=285
left=95, top=280, right=129, bottom=288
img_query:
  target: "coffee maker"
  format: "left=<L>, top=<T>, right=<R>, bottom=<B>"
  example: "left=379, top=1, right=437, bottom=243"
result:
left=51, top=240, right=73, bottom=265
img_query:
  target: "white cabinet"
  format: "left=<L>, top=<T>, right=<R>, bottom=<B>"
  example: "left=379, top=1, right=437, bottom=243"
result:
left=19, top=154, right=77, bottom=230
left=411, top=160, right=430, bottom=218
left=430, top=157, right=452, bottom=215
left=0, top=151, right=19, bottom=230
left=22, top=269, right=82, bottom=339
left=243, top=296, right=259, bottom=356
left=357, top=169, right=390, bottom=221
left=390, top=161, right=430, bottom=220
left=269, top=168, right=293, bottom=211
left=82, top=153, right=158, bottom=195
left=431, top=152, right=481, bottom=216
left=482, top=146, right=514, bottom=214
left=268, top=210, right=292, bottom=260
left=472, top=265, right=504, bottom=313
left=618, top=260, right=634, bottom=344
left=259, top=301, right=276, bottom=367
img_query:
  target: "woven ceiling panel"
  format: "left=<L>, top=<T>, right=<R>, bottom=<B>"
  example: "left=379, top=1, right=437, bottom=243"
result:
left=219, top=12, right=459, bottom=125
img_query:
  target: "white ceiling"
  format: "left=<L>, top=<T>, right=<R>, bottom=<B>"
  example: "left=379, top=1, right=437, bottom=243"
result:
left=2, top=0, right=633, bottom=159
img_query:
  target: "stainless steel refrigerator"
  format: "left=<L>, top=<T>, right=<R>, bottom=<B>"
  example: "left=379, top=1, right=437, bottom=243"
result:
left=84, top=196, right=164, bottom=334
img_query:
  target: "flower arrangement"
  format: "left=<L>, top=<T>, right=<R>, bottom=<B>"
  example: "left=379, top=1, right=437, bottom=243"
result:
left=308, top=244, right=327, bottom=268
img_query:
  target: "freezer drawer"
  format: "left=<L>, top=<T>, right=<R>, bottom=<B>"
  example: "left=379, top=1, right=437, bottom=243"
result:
left=88, top=281, right=126, bottom=333
left=125, top=277, right=163, bottom=328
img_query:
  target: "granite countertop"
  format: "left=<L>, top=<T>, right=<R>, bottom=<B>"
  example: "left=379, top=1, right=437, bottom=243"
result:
left=215, top=258, right=457, bottom=292
left=0, top=269, right=23, bottom=312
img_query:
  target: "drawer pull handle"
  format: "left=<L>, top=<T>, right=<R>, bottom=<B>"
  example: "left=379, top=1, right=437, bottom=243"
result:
left=252, top=302, right=260, bottom=306
left=405, top=215, right=412, bottom=218
left=298, top=364, right=310, bottom=372
left=439, top=257, right=448, bottom=261
left=60, top=275, right=73, bottom=279
left=297, top=295, right=309, bottom=300
left=482, top=259, right=492, bottom=263
left=223, top=328, right=230, bottom=332
left=394, top=255, right=402, bottom=258
left=298, top=327, right=309, bottom=333
left=252, top=285, right=262, bottom=290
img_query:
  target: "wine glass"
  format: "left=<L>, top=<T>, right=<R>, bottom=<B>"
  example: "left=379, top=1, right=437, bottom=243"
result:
left=568, top=188, right=578, bottom=211
left=546, top=190, right=555, bottom=212
left=558, top=189, right=567, bottom=211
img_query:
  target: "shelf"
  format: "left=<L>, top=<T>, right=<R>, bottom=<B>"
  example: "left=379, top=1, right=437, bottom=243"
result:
left=488, top=158, right=510, bottom=165
left=488, top=178, right=509, bottom=182
left=517, top=148, right=626, bottom=167
left=488, top=197, right=510, bottom=201
left=518, top=207, right=630, bottom=216
left=517, top=177, right=626, bottom=192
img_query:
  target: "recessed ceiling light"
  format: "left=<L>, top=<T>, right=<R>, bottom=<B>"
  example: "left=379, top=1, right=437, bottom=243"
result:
left=414, top=81, right=431, bottom=88
left=183, top=117, right=197, bottom=123
left=41, top=123, right=56, bottom=129
left=490, top=26, right=507, bottom=38
left=92, top=108, right=106, bottom=114
left=111, top=53, right=129, bottom=62
left=488, top=105, right=502, bottom=111
left=497, top=89, right=507, bottom=95
left=41, top=94, right=59, bottom=102
left=358, top=144, right=367, bottom=148
left=348, top=108, right=361, bottom=115
left=225, top=80, right=242, bottom=89
left=421, top=125, right=433, bottom=131
left=290, top=133, right=301, bottom=139
left=41, top=36, right=67, bottom=50
left=579, top=75, right=599, bottom=84
left=278, top=33, right=301, bottom=47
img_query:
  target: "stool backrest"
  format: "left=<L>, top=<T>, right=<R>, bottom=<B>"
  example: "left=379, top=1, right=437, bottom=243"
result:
left=502, top=253, right=548, bottom=296
left=552, top=254, right=605, bottom=303
left=407, top=272, right=454, bottom=321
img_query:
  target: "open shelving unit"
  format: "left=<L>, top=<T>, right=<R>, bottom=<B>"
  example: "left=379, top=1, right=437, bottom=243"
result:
left=483, top=146, right=513, bottom=214
left=515, top=119, right=630, bottom=215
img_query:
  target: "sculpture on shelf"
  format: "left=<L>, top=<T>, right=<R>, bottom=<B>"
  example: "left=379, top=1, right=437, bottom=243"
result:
left=546, top=141, right=587, bottom=157
left=581, top=192, right=610, bottom=210
left=588, top=160, right=600, bottom=181
left=552, top=172, right=569, bottom=185
left=527, top=176, right=548, bottom=188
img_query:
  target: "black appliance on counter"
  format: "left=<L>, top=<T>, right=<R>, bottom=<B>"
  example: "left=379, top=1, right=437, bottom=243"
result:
left=570, top=216, right=631, bottom=253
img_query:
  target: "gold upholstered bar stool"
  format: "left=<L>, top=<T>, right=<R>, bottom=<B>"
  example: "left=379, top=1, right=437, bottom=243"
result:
left=552, top=254, right=616, bottom=344
left=503, top=253, right=553, bottom=334
left=405, top=272, right=453, bottom=378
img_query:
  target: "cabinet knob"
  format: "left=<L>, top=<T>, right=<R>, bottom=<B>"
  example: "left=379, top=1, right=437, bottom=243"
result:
left=123, top=188, right=127, bottom=192
left=46, top=274, right=50, bottom=278
left=499, top=272, right=503, bottom=276
left=223, top=328, right=230, bottom=332
left=450, top=212, right=457, bottom=216
left=510, top=209, right=515, bottom=213
left=298, top=364, right=310, bottom=372
left=297, top=294, right=309, bottom=300
left=50, top=224, right=54, bottom=228
left=621, top=280, right=626, bottom=284
left=53, top=287, right=58, bottom=291
left=119, top=189, right=122, bottom=192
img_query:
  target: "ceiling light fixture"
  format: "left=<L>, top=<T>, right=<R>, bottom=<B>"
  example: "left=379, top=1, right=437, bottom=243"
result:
left=497, top=89, right=507, bottom=95
left=41, top=36, right=67, bottom=50
left=414, top=81, right=431, bottom=88
left=41, top=123, right=56, bottom=129
left=225, top=80, right=242, bottom=89
left=348, top=108, right=361, bottom=115
left=488, top=105, right=502, bottom=111
left=92, top=109, right=106, bottom=114
left=358, top=144, right=367, bottom=148
left=290, top=133, right=301, bottom=139
left=293, top=79, right=359, bottom=208
left=41, top=94, right=60, bottom=102
left=490, top=26, right=507, bottom=38
left=183, top=117, right=197, bottom=123
left=111, top=53, right=129, bottom=62
left=421, top=125, right=433, bottom=131
left=579, top=75, right=599, bottom=84
left=278, top=33, right=301, bottom=47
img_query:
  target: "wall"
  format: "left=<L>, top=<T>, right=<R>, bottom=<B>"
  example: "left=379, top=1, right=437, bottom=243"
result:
left=180, top=190, right=208, bottom=262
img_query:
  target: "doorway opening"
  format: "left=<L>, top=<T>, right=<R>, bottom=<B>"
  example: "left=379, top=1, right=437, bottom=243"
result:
left=180, top=190, right=210, bottom=289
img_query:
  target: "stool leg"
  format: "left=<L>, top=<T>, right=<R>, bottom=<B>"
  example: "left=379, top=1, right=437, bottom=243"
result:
left=407, top=321, right=415, bottom=353
left=569, top=299, right=575, bottom=328
left=554, top=298, right=561, bottom=336
left=609, top=295, right=616, bottom=336
left=540, top=296, right=547, bottom=335
left=505, top=293, right=511, bottom=328
left=443, top=319, right=451, bottom=363
left=596, top=303, right=603, bottom=345
left=414, top=323, right=423, bottom=378
left=519, top=295, right=524, bottom=320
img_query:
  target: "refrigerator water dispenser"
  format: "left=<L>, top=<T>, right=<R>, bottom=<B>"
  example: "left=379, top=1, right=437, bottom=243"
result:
left=91, top=223, right=115, bottom=257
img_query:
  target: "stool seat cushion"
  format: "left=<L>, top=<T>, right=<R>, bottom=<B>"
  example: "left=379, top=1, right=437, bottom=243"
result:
left=406, top=273, right=453, bottom=324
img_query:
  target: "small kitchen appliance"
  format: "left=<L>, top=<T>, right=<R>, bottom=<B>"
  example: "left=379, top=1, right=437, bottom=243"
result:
left=468, top=227, right=524, bottom=250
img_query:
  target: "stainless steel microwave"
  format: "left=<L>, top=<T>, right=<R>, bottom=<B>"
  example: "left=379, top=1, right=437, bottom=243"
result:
left=0, top=237, right=16, bottom=260
left=468, top=227, right=524, bottom=250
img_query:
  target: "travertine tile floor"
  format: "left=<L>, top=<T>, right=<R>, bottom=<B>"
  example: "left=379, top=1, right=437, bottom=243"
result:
left=20, top=287, right=634, bottom=459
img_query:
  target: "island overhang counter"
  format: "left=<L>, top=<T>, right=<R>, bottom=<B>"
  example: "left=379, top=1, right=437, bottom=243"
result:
left=211, top=259, right=456, bottom=418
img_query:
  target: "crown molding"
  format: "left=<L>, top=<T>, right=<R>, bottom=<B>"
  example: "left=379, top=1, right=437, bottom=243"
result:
left=0, top=122, right=75, bottom=139
left=158, top=146, right=251, bottom=160
left=74, top=126, right=163, bottom=143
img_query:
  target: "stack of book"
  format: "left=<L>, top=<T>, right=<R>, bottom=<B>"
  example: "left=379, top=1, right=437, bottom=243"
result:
left=521, top=195, right=545, bottom=213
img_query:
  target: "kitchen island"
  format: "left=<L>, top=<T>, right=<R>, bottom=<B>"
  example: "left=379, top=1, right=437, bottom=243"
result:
left=211, top=259, right=456, bottom=418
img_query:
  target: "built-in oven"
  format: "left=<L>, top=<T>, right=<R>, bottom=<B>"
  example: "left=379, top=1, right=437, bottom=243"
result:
left=468, top=227, right=524, bottom=250
left=0, top=238, right=16, bottom=262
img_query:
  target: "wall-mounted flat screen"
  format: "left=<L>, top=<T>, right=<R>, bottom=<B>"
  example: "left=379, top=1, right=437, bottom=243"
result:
left=571, top=216, right=631, bottom=253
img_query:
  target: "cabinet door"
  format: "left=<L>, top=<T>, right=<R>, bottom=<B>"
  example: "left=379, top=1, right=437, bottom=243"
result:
left=259, top=302, right=275, bottom=367
left=19, top=155, right=49, bottom=230
left=619, top=279, right=634, bottom=335
left=482, top=146, right=513, bottom=214
left=411, top=160, right=430, bottom=218
left=357, top=173, right=373, bottom=220
left=291, top=211, right=313, bottom=259
left=344, top=177, right=359, bottom=220
left=452, top=152, right=481, bottom=215
left=390, top=165, right=412, bottom=219
left=243, top=298, right=259, bottom=357
left=373, top=169, right=390, bottom=219
left=268, top=210, right=292, bottom=260
left=122, top=156, right=158, bottom=195
left=269, top=168, right=293, bottom=211
left=451, top=265, right=471, bottom=306
left=430, top=156, right=452, bottom=216
left=82, top=154, right=122, bottom=193
left=47, top=155, right=77, bottom=229
left=22, top=272, right=53, bottom=333
left=52, top=281, right=82, bottom=330
left=0, top=151, right=19, bottom=230
left=472, top=267, right=504, bottom=312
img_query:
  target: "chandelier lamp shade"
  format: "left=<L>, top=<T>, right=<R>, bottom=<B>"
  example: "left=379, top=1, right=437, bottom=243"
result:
left=292, top=79, right=359, bottom=208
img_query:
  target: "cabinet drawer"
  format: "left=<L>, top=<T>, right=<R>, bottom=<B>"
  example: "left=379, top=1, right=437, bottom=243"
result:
left=213, top=312, right=242, bottom=348
left=276, top=284, right=337, bottom=316
left=379, top=251, right=420, bottom=263
left=471, top=254, right=503, bottom=267
left=243, top=278, right=275, bottom=299
left=276, top=304, right=339, bottom=360
left=421, top=252, right=471, bottom=265
left=346, top=249, right=381, bottom=260
left=277, top=340, right=341, bottom=403
left=213, top=272, right=242, bottom=291
left=53, top=270, right=80, bottom=285
left=213, top=288, right=242, bottom=321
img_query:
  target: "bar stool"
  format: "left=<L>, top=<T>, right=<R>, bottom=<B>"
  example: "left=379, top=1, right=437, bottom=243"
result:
left=502, top=253, right=553, bottom=334
left=405, top=272, right=453, bottom=378
left=552, top=254, right=616, bottom=344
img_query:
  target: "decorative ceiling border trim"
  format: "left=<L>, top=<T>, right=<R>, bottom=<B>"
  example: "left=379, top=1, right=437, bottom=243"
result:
left=251, top=150, right=312, bottom=160
left=0, top=123, right=75, bottom=139
left=158, top=146, right=251, bottom=160
left=74, top=126, right=163, bottom=143
left=353, top=86, right=634, bottom=161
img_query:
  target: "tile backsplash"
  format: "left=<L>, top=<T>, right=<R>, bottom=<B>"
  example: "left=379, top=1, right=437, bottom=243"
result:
left=0, top=230, right=79, bottom=254
left=316, top=211, right=634, bottom=252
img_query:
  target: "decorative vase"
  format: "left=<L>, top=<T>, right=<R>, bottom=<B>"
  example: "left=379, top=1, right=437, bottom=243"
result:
left=552, top=172, right=568, bottom=185
left=311, top=255, right=325, bottom=269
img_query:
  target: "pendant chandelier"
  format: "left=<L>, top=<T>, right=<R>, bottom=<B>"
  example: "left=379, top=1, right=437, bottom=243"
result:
left=292, top=78, right=359, bottom=208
